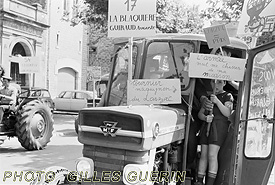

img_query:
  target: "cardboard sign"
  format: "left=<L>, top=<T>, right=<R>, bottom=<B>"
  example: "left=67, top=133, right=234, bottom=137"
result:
left=237, top=0, right=275, bottom=36
left=189, top=53, right=246, bottom=81
left=87, top=66, right=101, bottom=82
left=203, top=24, right=230, bottom=49
left=18, top=56, right=40, bottom=74
left=127, top=79, right=181, bottom=105
left=108, top=0, right=156, bottom=37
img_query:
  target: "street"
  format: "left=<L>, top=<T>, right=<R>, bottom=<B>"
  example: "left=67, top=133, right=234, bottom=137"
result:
left=0, top=113, right=82, bottom=185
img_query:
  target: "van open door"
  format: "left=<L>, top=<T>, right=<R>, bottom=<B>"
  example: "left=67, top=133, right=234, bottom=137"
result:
left=233, top=40, right=275, bottom=185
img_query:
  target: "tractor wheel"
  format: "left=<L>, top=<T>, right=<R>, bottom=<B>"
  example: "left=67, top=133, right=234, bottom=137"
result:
left=15, top=100, right=54, bottom=150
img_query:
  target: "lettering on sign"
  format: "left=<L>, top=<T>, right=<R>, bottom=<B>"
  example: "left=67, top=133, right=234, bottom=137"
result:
left=18, top=56, right=40, bottom=74
left=189, top=53, right=246, bottom=81
left=203, top=24, right=230, bottom=49
left=108, top=0, right=156, bottom=37
left=237, top=0, right=275, bottom=36
left=249, top=49, right=275, bottom=118
left=127, top=79, right=181, bottom=105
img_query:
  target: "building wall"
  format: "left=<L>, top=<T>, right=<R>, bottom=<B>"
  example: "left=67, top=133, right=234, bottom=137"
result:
left=81, top=25, right=89, bottom=91
left=48, top=0, right=86, bottom=97
left=0, top=0, right=48, bottom=88
left=0, top=0, right=88, bottom=97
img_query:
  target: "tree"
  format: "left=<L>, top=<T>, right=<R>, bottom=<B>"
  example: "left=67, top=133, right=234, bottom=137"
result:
left=200, top=0, right=244, bottom=23
left=75, top=0, right=108, bottom=29
left=157, top=0, right=204, bottom=33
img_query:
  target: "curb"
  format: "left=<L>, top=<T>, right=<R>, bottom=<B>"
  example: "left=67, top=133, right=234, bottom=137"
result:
left=53, top=111, right=78, bottom=115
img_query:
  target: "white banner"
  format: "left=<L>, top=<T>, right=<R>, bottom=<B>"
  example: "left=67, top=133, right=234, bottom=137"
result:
left=108, top=0, right=156, bottom=37
left=127, top=79, right=181, bottom=105
left=18, top=56, right=40, bottom=74
left=203, top=24, right=230, bottom=49
left=189, top=53, right=246, bottom=81
left=237, top=0, right=275, bottom=36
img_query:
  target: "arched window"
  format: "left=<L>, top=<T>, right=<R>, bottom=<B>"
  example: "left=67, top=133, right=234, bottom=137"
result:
left=11, top=43, right=27, bottom=87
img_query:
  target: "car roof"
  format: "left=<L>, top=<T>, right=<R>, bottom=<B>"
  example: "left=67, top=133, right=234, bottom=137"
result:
left=21, top=87, right=49, bottom=91
left=60, top=90, right=95, bottom=94
left=113, top=33, right=249, bottom=50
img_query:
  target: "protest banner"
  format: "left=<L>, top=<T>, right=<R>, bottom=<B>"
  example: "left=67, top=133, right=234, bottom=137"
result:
left=108, top=0, right=156, bottom=37
left=203, top=24, right=231, bottom=49
left=18, top=56, right=40, bottom=74
left=189, top=53, right=246, bottom=81
left=127, top=79, right=181, bottom=105
left=237, top=0, right=275, bottom=36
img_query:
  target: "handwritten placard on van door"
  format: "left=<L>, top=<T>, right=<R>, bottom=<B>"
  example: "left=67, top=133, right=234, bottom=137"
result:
left=189, top=53, right=246, bottom=81
left=127, top=79, right=181, bottom=105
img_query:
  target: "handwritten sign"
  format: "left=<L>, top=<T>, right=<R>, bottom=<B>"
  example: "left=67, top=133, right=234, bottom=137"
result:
left=248, top=49, right=275, bottom=118
left=18, top=56, right=40, bottom=74
left=189, top=53, right=246, bottom=81
left=127, top=79, right=181, bottom=105
left=87, top=66, right=101, bottom=82
left=108, top=0, right=156, bottom=37
left=203, top=24, right=230, bottom=49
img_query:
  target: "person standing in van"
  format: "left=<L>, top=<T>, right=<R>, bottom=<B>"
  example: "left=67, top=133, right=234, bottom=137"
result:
left=196, top=79, right=233, bottom=185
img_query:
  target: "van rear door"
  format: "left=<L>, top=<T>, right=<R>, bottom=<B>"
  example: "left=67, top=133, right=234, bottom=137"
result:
left=234, top=40, right=275, bottom=185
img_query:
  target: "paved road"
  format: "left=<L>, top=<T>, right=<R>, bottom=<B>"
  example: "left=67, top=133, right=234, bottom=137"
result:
left=0, top=113, right=81, bottom=185
left=1, top=113, right=275, bottom=185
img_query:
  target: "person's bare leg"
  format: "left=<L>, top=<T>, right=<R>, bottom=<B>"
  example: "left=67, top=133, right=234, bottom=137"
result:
left=197, top=144, right=208, bottom=184
left=206, top=144, right=220, bottom=185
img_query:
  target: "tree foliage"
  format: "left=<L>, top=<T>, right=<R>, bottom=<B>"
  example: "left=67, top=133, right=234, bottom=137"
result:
left=157, top=0, right=204, bottom=33
left=201, top=0, right=244, bottom=23
left=77, top=0, right=108, bottom=30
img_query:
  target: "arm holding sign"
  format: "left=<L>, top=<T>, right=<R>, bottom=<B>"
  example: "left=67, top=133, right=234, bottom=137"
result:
left=210, top=94, right=232, bottom=117
left=198, top=106, right=214, bottom=123
left=195, top=79, right=213, bottom=111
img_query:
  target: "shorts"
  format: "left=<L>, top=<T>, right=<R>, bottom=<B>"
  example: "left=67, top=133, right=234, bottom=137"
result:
left=199, top=118, right=229, bottom=146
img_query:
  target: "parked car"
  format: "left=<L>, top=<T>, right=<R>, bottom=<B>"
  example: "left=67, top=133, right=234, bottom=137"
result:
left=53, top=90, right=100, bottom=112
left=19, top=87, right=55, bottom=112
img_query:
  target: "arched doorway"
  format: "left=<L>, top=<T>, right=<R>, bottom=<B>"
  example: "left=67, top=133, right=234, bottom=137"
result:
left=11, top=42, right=29, bottom=87
left=57, top=67, right=76, bottom=94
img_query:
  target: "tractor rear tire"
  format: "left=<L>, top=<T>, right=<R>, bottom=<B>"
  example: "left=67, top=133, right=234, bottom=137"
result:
left=15, top=100, right=54, bottom=150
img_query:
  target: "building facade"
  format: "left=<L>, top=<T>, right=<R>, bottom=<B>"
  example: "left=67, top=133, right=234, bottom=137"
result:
left=48, top=0, right=87, bottom=97
left=0, top=0, right=88, bottom=97
left=0, top=0, right=49, bottom=88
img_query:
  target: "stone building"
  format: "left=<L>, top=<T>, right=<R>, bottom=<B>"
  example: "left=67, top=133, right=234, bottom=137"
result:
left=0, top=0, right=88, bottom=97
left=0, top=0, right=49, bottom=88
left=47, top=0, right=87, bottom=97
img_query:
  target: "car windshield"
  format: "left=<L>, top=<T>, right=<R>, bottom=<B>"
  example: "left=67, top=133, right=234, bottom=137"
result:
left=143, top=41, right=195, bottom=89
left=18, top=89, right=51, bottom=98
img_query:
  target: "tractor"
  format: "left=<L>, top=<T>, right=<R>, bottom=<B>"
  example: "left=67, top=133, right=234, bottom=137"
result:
left=35, top=34, right=275, bottom=185
left=0, top=87, right=54, bottom=150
